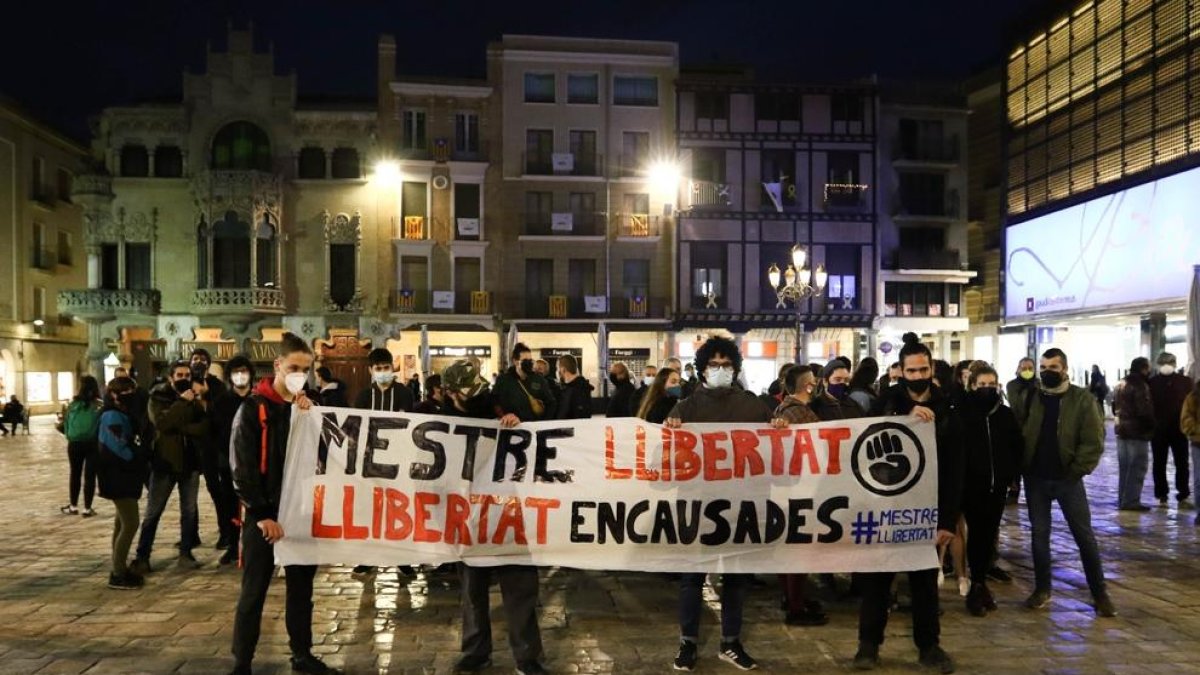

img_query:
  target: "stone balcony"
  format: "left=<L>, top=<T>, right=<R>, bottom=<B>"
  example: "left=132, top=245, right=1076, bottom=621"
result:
left=57, top=289, right=161, bottom=322
left=191, top=288, right=286, bottom=318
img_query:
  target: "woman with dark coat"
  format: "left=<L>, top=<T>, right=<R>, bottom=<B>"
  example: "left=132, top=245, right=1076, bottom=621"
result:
left=636, top=367, right=681, bottom=424
left=96, top=377, right=150, bottom=589
left=957, top=364, right=1024, bottom=616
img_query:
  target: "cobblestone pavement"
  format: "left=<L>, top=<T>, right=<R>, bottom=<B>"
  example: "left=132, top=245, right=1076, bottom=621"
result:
left=2, top=415, right=1200, bottom=674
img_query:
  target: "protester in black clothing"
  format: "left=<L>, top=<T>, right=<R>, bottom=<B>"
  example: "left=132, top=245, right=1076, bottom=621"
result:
left=354, top=348, right=414, bottom=412
left=629, top=364, right=658, bottom=419
left=407, top=373, right=422, bottom=403
left=1149, top=351, right=1195, bottom=507
left=493, top=343, right=556, bottom=422
left=854, top=333, right=961, bottom=673
left=229, top=333, right=340, bottom=675
left=681, top=363, right=698, bottom=398
left=212, top=355, right=255, bottom=565
left=635, top=367, right=681, bottom=424
left=606, top=362, right=636, bottom=418
left=759, top=362, right=793, bottom=411
left=812, top=359, right=865, bottom=420
left=1088, top=365, right=1109, bottom=417
left=1005, top=358, right=1038, bottom=424
left=554, top=355, right=594, bottom=419
left=413, top=374, right=445, bottom=414
left=190, top=348, right=229, bottom=550
left=2, top=395, right=24, bottom=435
left=61, top=375, right=103, bottom=516
left=314, top=366, right=348, bottom=408
left=958, top=365, right=1023, bottom=617
left=848, top=357, right=881, bottom=416
left=442, top=359, right=548, bottom=675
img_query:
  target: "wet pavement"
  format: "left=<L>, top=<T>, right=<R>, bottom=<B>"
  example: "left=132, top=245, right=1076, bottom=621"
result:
left=2, top=415, right=1200, bottom=674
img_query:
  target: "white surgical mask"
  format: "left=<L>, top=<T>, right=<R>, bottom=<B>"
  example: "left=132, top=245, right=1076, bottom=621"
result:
left=231, top=373, right=250, bottom=388
left=373, top=371, right=396, bottom=386
left=643, top=376, right=656, bottom=387
left=1160, top=365, right=1176, bottom=376
left=283, top=372, right=307, bottom=395
left=705, top=366, right=734, bottom=389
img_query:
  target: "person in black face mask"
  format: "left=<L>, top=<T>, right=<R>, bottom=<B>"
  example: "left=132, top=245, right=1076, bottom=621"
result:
left=605, top=361, right=636, bottom=418
left=492, top=342, right=556, bottom=422
left=1019, top=348, right=1114, bottom=617
left=957, top=364, right=1023, bottom=617
left=855, top=332, right=962, bottom=673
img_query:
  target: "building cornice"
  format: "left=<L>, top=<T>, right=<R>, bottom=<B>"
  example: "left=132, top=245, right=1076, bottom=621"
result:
left=390, top=82, right=493, bottom=99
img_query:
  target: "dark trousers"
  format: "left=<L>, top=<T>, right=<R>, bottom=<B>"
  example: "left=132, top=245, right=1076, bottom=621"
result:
left=199, top=448, right=238, bottom=545
left=135, top=468, right=200, bottom=559
left=231, top=518, right=317, bottom=665
left=1152, top=431, right=1191, bottom=501
left=67, top=440, right=98, bottom=509
left=679, top=573, right=749, bottom=640
left=1025, top=475, right=1106, bottom=595
left=779, top=573, right=810, bottom=614
left=858, top=568, right=940, bottom=651
left=962, top=488, right=1007, bottom=583
left=459, top=564, right=543, bottom=664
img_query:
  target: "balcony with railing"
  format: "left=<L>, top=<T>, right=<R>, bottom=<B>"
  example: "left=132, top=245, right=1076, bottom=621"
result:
left=893, top=136, right=960, bottom=164
left=686, top=180, right=732, bottom=209
left=523, top=152, right=554, bottom=176
left=462, top=290, right=490, bottom=315
left=894, top=248, right=963, bottom=270
left=191, top=288, right=286, bottom=316
left=522, top=212, right=602, bottom=237
left=57, top=288, right=161, bottom=321
left=399, top=215, right=428, bottom=240
left=822, top=183, right=869, bottom=210
left=390, top=289, right=429, bottom=314
left=617, top=214, right=662, bottom=239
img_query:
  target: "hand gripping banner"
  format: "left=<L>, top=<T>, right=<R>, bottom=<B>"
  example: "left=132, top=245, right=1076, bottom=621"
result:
left=274, top=408, right=940, bottom=573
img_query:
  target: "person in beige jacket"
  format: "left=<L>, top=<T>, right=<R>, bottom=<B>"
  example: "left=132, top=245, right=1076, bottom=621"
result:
left=1179, top=380, right=1200, bottom=526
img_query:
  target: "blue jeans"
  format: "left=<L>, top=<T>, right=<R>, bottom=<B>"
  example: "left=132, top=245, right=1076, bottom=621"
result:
left=1116, top=438, right=1150, bottom=508
left=136, top=469, right=200, bottom=560
left=679, top=573, right=749, bottom=641
left=1025, top=475, right=1107, bottom=596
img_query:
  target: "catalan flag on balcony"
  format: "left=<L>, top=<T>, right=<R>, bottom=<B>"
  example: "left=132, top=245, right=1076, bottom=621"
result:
left=404, top=216, right=424, bottom=240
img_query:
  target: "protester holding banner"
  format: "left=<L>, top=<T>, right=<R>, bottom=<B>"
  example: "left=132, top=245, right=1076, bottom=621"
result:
left=635, top=367, right=681, bottom=424
left=665, top=335, right=773, bottom=672
left=606, top=362, right=636, bottom=418
left=493, top=343, right=556, bottom=422
left=442, top=358, right=549, bottom=675
left=958, top=364, right=1023, bottom=617
left=771, top=365, right=829, bottom=627
left=228, top=333, right=341, bottom=675
left=854, top=332, right=961, bottom=673
left=1020, top=348, right=1115, bottom=618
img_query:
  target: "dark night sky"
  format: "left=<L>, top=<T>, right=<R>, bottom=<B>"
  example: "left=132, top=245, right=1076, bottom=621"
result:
left=5, top=0, right=1051, bottom=141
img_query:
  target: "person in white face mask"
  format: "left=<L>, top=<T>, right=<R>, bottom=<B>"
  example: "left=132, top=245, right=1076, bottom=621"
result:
left=211, top=354, right=256, bottom=565
left=662, top=336, right=773, bottom=672
left=1149, top=351, right=1196, bottom=508
left=629, top=364, right=658, bottom=418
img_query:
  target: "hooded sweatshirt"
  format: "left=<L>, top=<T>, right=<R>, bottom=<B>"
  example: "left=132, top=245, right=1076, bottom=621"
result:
left=354, top=381, right=414, bottom=413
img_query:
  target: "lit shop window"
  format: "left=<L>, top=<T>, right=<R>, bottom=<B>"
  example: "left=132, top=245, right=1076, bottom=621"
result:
left=26, top=372, right=52, bottom=403
left=57, top=372, right=75, bottom=402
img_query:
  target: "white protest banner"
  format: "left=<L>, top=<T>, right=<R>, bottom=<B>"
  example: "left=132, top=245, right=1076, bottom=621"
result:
left=275, top=409, right=940, bottom=574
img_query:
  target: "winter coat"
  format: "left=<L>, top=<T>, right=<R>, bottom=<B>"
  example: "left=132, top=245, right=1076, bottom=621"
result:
left=848, top=388, right=879, bottom=417
left=492, top=367, right=557, bottom=422
left=606, top=379, right=636, bottom=418
left=555, top=376, right=595, bottom=420
left=96, top=408, right=149, bottom=500
left=811, top=393, right=866, bottom=422
left=318, top=380, right=349, bottom=408
left=641, top=395, right=680, bottom=424
left=213, top=388, right=252, bottom=471
left=1180, top=392, right=1200, bottom=444
left=354, top=381, right=414, bottom=413
left=959, top=393, right=1024, bottom=494
left=147, top=383, right=209, bottom=476
left=1150, top=372, right=1194, bottom=438
left=773, top=398, right=820, bottom=425
left=1115, top=373, right=1155, bottom=441
left=230, top=378, right=295, bottom=521
left=1006, top=377, right=1038, bottom=424
left=667, top=385, right=772, bottom=424
left=880, top=384, right=966, bottom=531
left=1020, top=384, right=1104, bottom=480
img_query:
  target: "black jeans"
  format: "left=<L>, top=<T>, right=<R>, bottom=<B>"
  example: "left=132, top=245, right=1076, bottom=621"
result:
left=1152, top=431, right=1191, bottom=502
left=459, top=564, right=543, bottom=664
left=230, top=518, right=317, bottom=666
left=679, top=573, right=749, bottom=640
left=67, top=440, right=98, bottom=509
left=199, top=447, right=238, bottom=545
left=858, top=568, right=940, bottom=650
left=962, top=488, right=1007, bottom=584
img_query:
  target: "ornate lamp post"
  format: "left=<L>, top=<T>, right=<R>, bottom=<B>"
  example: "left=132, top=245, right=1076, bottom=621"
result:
left=766, top=245, right=828, bottom=364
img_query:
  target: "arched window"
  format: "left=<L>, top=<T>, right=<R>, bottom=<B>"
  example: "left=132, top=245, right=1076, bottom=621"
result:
left=331, top=148, right=360, bottom=179
left=212, top=211, right=250, bottom=288
left=256, top=216, right=277, bottom=288
left=211, top=122, right=272, bottom=171
left=324, top=211, right=363, bottom=312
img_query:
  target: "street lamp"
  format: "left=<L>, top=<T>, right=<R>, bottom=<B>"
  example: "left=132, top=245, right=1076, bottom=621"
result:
left=766, top=244, right=827, bottom=364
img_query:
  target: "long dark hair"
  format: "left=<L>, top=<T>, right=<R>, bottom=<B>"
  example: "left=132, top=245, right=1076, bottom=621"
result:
left=73, top=375, right=101, bottom=403
left=637, top=367, right=678, bottom=420
left=849, top=357, right=879, bottom=392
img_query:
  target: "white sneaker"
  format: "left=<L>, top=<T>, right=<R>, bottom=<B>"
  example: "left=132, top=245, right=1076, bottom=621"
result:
left=938, top=569, right=945, bottom=587
left=958, top=576, right=970, bottom=597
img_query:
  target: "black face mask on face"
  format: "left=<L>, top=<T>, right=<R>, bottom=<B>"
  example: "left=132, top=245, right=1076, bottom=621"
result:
left=1039, top=370, right=1064, bottom=389
left=609, top=373, right=623, bottom=386
left=173, top=379, right=192, bottom=394
left=905, top=378, right=932, bottom=395
left=971, top=388, right=1000, bottom=405
left=520, top=359, right=534, bottom=374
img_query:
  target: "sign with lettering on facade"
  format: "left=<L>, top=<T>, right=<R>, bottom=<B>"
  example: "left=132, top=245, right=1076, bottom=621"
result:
left=608, top=348, right=651, bottom=359
left=427, top=346, right=492, bottom=358
left=274, top=412, right=941, bottom=573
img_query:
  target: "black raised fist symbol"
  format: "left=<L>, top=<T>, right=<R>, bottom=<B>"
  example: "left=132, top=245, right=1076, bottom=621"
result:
left=866, top=432, right=911, bottom=486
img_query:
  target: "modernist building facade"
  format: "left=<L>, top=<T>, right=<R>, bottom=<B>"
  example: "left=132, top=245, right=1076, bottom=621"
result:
left=1, top=101, right=88, bottom=413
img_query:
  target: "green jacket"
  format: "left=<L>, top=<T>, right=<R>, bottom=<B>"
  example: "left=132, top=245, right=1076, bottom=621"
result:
left=1020, top=384, right=1104, bottom=480
left=148, top=383, right=210, bottom=475
left=492, top=367, right=557, bottom=422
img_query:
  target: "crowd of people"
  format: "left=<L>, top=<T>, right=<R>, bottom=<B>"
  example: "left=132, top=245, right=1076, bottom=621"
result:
left=48, top=331, right=1200, bottom=674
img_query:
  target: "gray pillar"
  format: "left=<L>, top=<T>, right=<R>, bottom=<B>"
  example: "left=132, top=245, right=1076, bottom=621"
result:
left=1142, top=312, right=1167, bottom=360
left=86, top=322, right=108, bottom=383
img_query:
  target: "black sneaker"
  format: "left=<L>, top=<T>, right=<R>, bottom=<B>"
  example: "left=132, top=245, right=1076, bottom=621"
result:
left=219, top=548, right=238, bottom=566
left=398, top=565, right=416, bottom=576
left=227, top=663, right=251, bottom=675
left=784, top=607, right=829, bottom=626
left=290, top=653, right=343, bottom=674
left=673, top=640, right=698, bottom=671
left=984, top=566, right=1012, bottom=584
left=60, top=505, right=78, bottom=515
left=918, top=646, right=955, bottom=673
left=965, top=583, right=987, bottom=617
left=107, top=572, right=143, bottom=590
left=1024, top=588, right=1051, bottom=610
left=1094, top=592, right=1117, bottom=617
left=852, top=642, right=880, bottom=670
left=718, top=640, right=757, bottom=670
left=516, top=661, right=549, bottom=675
left=178, top=552, right=204, bottom=569
left=453, top=654, right=492, bottom=673
left=352, top=565, right=376, bottom=577
left=129, top=558, right=152, bottom=577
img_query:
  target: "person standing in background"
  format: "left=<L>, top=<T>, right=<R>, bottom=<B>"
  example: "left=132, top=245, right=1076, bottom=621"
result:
left=1149, top=352, right=1194, bottom=508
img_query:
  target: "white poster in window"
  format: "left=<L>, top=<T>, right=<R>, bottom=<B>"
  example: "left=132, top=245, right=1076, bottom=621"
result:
left=551, top=213, right=574, bottom=232
left=432, top=291, right=455, bottom=310
left=57, top=372, right=75, bottom=402
left=456, top=218, right=480, bottom=237
left=25, top=372, right=52, bottom=403
left=584, top=296, right=608, bottom=313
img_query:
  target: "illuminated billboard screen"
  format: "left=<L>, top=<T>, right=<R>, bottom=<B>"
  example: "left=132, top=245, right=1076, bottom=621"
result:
left=1005, top=165, right=1200, bottom=319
